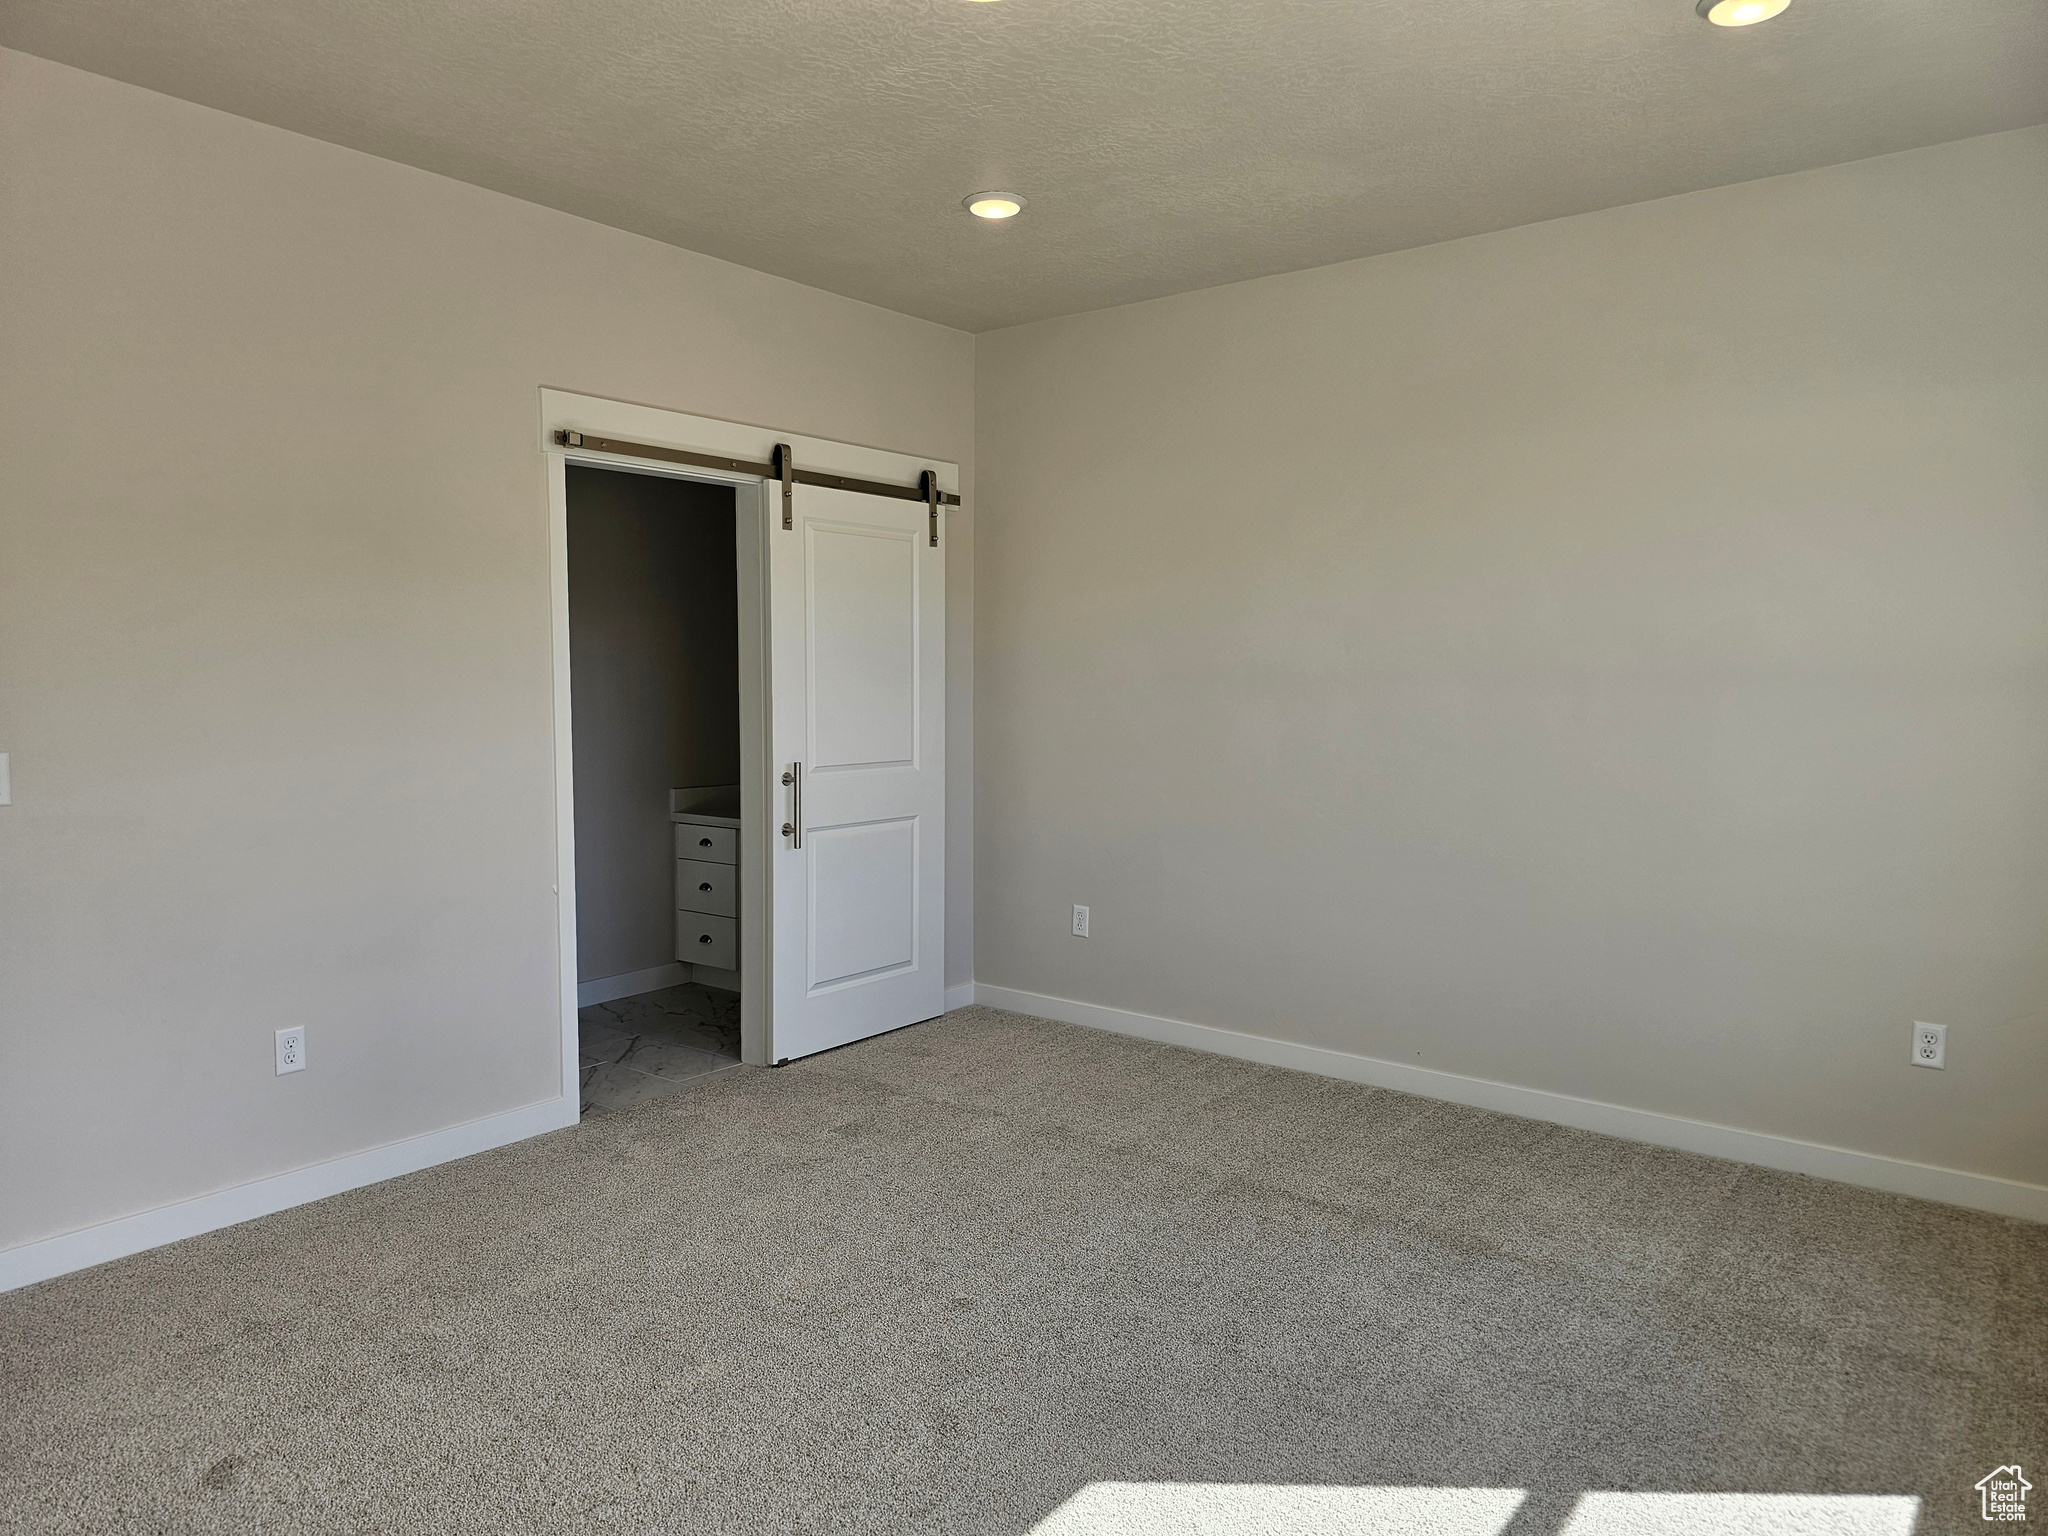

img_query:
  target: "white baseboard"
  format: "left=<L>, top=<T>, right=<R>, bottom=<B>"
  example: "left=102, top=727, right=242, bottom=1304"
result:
left=0, top=1096, right=577, bottom=1294
left=693, top=964, right=742, bottom=993
left=15, top=982, right=2033, bottom=1297
left=970, top=983, right=2048, bottom=1224
left=578, top=962, right=688, bottom=1008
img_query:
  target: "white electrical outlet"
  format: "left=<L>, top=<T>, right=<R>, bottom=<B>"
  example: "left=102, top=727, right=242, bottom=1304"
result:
left=1072, top=904, right=1090, bottom=938
left=276, top=1026, right=307, bottom=1075
left=1910, top=1022, right=1945, bottom=1070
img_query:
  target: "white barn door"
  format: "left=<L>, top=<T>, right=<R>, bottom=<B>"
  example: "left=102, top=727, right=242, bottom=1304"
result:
left=768, top=481, right=944, bottom=1060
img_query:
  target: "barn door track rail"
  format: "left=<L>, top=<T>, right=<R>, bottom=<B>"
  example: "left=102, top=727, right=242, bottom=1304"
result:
left=554, top=430, right=956, bottom=544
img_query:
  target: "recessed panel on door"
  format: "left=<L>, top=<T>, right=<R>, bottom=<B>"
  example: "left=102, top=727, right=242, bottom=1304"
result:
left=807, top=816, right=917, bottom=991
left=808, top=524, right=916, bottom=770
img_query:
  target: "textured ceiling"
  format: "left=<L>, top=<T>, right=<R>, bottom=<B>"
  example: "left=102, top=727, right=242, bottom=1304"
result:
left=5, top=0, right=2045, bottom=331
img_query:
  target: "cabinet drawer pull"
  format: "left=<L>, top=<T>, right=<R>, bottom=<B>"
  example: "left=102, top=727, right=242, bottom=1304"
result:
left=699, top=882, right=713, bottom=892
left=698, top=933, right=713, bottom=944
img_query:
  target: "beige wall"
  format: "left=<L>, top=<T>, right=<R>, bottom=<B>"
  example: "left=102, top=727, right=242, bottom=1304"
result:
left=975, top=127, right=2048, bottom=1186
left=0, top=50, right=974, bottom=1251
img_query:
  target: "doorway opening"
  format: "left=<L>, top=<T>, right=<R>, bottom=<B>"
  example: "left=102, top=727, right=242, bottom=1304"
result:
left=566, top=463, right=744, bottom=1112
left=546, top=390, right=954, bottom=1087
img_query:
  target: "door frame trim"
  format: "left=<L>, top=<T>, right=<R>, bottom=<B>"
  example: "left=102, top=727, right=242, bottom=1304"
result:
left=540, top=388, right=958, bottom=1090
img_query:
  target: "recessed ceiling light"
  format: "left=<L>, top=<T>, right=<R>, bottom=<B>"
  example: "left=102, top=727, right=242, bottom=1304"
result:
left=964, top=192, right=1025, bottom=220
left=1698, top=0, right=1789, bottom=25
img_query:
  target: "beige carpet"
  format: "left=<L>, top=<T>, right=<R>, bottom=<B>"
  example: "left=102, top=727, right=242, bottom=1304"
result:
left=3, top=1005, right=2042, bottom=1535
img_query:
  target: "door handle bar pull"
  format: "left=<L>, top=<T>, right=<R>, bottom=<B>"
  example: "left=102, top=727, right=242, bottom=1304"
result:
left=782, top=763, right=801, bottom=849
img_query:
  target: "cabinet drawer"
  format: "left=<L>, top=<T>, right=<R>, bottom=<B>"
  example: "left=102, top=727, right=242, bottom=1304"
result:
left=676, top=912, right=738, bottom=970
left=675, top=858, right=737, bottom=918
left=674, top=824, right=737, bottom=864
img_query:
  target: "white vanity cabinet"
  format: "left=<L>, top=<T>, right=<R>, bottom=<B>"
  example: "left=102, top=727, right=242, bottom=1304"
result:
left=671, top=786, right=740, bottom=982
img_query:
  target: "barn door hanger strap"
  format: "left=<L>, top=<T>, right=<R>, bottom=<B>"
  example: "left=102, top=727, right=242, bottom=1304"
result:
left=773, top=442, right=795, bottom=530
left=551, top=431, right=960, bottom=529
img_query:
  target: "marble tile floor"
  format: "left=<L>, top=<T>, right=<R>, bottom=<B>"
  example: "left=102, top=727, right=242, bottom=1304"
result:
left=578, top=981, right=742, bottom=1113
